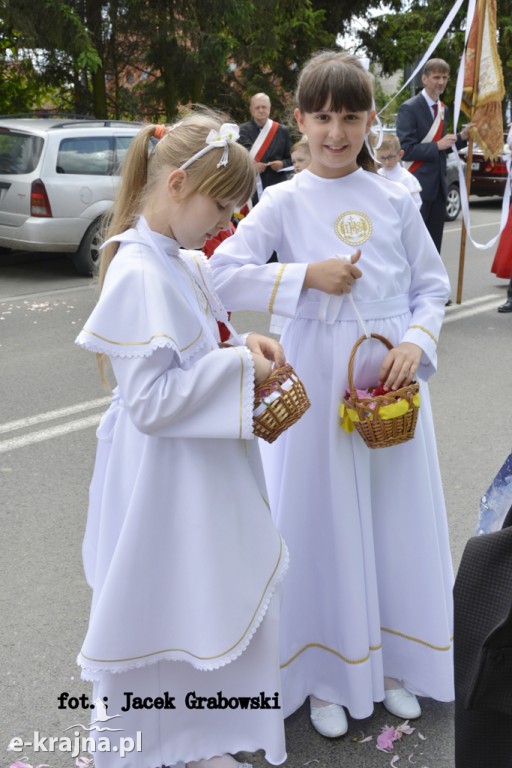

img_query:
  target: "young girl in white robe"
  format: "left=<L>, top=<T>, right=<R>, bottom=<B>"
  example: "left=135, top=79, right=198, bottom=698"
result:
left=75, top=114, right=289, bottom=768
left=211, top=51, right=454, bottom=740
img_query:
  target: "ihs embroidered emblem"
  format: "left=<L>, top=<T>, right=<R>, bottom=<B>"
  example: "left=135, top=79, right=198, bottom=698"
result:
left=334, top=211, right=372, bottom=246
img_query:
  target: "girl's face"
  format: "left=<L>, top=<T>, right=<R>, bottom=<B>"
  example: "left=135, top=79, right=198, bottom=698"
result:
left=170, top=193, right=236, bottom=249
left=294, top=105, right=373, bottom=179
left=145, top=169, right=236, bottom=249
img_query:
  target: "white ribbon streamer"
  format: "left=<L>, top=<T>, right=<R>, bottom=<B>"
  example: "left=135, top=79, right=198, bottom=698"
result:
left=377, top=0, right=467, bottom=117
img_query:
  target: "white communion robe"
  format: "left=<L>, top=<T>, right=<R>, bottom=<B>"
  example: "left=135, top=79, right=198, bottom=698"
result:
left=75, top=217, right=288, bottom=767
left=378, top=163, right=423, bottom=209
left=210, top=167, right=454, bottom=720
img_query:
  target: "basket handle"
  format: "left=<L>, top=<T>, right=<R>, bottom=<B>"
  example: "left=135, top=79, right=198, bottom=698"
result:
left=347, top=333, right=394, bottom=398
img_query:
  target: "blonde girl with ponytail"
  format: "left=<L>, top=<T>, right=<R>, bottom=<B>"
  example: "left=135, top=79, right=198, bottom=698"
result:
left=75, top=112, right=289, bottom=768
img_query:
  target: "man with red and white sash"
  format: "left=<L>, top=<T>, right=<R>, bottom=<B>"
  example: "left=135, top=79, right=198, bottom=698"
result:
left=239, top=93, right=292, bottom=206
left=397, top=58, right=470, bottom=255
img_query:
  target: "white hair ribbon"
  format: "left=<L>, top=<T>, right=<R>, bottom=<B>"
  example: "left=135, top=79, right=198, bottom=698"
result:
left=180, top=123, right=240, bottom=170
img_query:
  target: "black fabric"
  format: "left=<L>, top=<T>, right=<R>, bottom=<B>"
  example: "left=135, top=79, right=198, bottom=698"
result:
left=419, top=194, right=447, bottom=253
left=454, top=505, right=512, bottom=767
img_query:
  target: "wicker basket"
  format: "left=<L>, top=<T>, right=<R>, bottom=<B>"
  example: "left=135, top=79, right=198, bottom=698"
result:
left=254, top=363, right=310, bottom=443
left=342, top=333, right=420, bottom=449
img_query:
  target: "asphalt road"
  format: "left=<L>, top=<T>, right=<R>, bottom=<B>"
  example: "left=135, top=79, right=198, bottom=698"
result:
left=1, top=197, right=511, bottom=768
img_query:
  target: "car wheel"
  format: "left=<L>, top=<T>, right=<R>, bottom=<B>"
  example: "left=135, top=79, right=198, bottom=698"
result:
left=73, top=219, right=103, bottom=276
left=445, top=183, right=461, bottom=221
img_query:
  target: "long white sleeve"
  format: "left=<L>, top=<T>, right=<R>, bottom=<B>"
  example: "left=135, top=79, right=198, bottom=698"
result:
left=212, top=190, right=308, bottom=317
left=110, top=345, right=255, bottom=440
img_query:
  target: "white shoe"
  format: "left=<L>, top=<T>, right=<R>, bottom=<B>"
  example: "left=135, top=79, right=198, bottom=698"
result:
left=310, top=702, right=348, bottom=738
left=383, top=688, right=421, bottom=719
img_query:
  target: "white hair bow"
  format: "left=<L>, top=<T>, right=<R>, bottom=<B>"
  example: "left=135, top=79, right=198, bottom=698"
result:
left=180, top=123, right=240, bottom=170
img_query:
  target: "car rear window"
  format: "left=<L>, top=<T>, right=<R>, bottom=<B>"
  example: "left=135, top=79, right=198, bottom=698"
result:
left=57, top=136, right=114, bottom=175
left=0, top=130, right=44, bottom=174
left=113, top=135, right=137, bottom=173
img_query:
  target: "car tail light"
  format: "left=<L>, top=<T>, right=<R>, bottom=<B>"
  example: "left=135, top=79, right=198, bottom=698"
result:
left=483, top=160, right=508, bottom=176
left=31, top=179, right=53, bottom=217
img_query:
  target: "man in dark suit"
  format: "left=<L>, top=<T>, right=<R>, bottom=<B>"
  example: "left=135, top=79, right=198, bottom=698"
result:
left=239, top=93, right=292, bottom=205
left=396, top=58, right=470, bottom=255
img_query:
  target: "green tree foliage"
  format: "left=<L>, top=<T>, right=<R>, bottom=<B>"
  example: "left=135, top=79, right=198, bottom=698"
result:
left=0, top=0, right=104, bottom=115
left=104, top=0, right=331, bottom=121
left=226, top=0, right=331, bottom=122
left=3, top=0, right=509, bottom=123
left=0, top=29, right=52, bottom=115
left=495, top=0, right=512, bottom=118
left=0, top=0, right=334, bottom=120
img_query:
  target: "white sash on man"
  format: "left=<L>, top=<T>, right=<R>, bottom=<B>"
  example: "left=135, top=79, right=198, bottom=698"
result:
left=250, top=118, right=279, bottom=198
left=403, top=102, right=445, bottom=172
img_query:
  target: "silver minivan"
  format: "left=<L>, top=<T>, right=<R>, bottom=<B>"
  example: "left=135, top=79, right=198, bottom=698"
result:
left=0, top=118, right=146, bottom=275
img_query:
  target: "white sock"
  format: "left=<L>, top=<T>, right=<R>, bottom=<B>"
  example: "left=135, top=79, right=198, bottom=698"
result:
left=310, top=695, right=335, bottom=708
left=384, top=677, right=403, bottom=691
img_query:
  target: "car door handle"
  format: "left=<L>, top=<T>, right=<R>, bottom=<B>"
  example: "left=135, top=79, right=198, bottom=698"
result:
left=0, top=181, right=11, bottom=190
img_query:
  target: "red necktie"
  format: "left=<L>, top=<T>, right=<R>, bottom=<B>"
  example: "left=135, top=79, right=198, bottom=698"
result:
left=432, top=103, right=438, bottom=118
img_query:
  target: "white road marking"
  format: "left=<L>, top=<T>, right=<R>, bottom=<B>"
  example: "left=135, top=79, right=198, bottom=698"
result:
left=446, top=293, right=501, bottom=308
left=0, top=414, right=102, bottom=454
left=444, top=219, right=501, bottom=233
left=0, top=292, right=506, bottom=453
left=0, top=284, right=94, bottom=304
left=444, top=295, right=502, bottom=322
left=0, top=398, right=110, bottom=434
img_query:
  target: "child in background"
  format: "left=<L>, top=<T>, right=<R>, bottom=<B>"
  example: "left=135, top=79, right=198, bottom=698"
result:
left=75, top=113, right=288, bottom=768
left=291, top=136, right=311, bottom=173
left=211, top=51, right=453, bottom=741
left=375, top=133, right=422, bottom=208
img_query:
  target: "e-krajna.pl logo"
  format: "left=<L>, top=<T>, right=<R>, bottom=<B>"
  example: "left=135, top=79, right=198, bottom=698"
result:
left=8, top=698, right=142, bottom=760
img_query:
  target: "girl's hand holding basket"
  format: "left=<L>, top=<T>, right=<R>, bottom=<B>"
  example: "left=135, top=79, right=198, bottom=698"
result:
left=246, top=332, right=286, bottom=384
left=340, top=334, right=421, bottom=449
left=379, top=341, right=423, bottom=391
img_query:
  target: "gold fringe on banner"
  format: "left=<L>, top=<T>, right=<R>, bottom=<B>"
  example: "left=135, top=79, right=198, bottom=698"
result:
left=462, top=0, right=505, bottom=160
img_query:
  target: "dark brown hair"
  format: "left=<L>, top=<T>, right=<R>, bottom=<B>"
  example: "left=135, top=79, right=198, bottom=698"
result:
left=295, top=50, right=376, bottom=172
